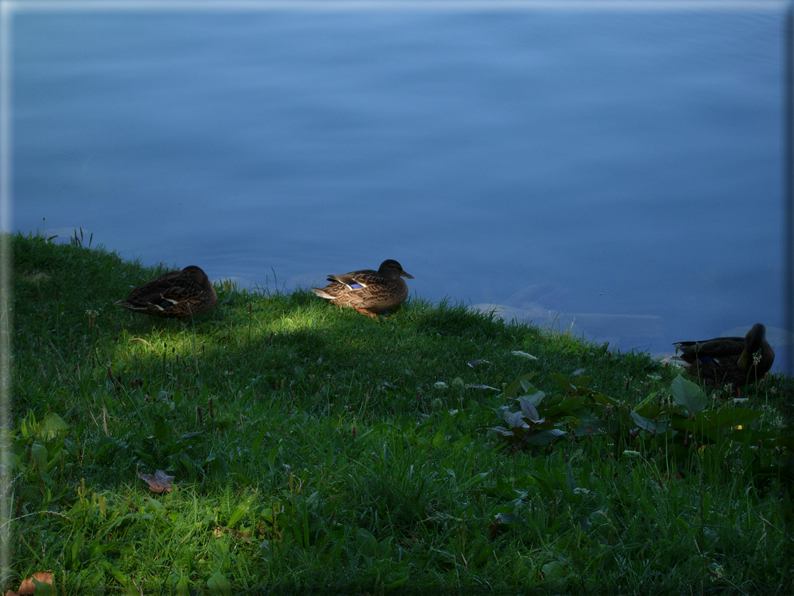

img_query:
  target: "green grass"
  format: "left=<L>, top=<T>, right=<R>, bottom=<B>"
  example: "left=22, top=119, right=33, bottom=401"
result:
left=5, top=231, right=794, bottom=594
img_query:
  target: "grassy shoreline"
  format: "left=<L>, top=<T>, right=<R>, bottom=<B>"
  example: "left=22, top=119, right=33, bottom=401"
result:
left=5, top=231, right=794, bottom=594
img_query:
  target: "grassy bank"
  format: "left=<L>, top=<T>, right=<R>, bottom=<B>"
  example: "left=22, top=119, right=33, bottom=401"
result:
left=6, top=231, right=794, bottom=594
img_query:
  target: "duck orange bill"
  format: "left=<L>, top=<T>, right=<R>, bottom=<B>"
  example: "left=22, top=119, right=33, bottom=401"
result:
left=401, top=271, right=414, bottom=279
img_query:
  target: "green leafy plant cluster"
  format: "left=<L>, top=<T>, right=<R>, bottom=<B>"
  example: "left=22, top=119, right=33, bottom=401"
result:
left=493, top=368, right=794, bottom=482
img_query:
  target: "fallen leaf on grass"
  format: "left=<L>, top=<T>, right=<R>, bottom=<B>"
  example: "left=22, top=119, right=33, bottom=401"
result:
left=137, top=470, right=175, bottom=493
left=511, top=351, right=538, bottom=360
left=5, top=570, right=53, bottom=595
left=467, top=359, right=491, bottom=368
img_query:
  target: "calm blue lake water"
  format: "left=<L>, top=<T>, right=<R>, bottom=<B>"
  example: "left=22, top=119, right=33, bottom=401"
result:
left=11, top=6, right=792, bottom=372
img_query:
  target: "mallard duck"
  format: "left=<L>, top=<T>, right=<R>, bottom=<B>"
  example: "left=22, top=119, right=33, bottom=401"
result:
left=311, top=259, right=414, bottom=318
left=674, top=323, right=775, bottom=386
left=115, top=265, right=217, bottom=319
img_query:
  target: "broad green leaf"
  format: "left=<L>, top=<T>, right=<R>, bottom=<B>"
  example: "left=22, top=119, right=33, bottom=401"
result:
left=228, top=492, right=258, bottom=528
left=518, top=399, right=540, bottom=422
left=525, top=429, right=566, bottom=445
left=631, top=401, right=673, bottom=420
left=671, top=375, right=707, bottom=413
left=694, top=408, right=763, bottom=430
left=550, top=373, right=575, bottom=391
left=31, top=443, right=48, bottom=469
left=31, top=578, right=54, bottom=596
left=356, top=528, right=378, bottom=557
left=633, top=393, right=657, bottom=416
left=176, top=574, right=190, bottom=596
left=504, top=410, right=529, bottom=429
left=590, top=392, right=620, bottom=407
left=504, top=373, right=537, bottom=398
left=207, top=571, right=233, bottom=596
left=676, top=408, right=764, bottom=432
left=630, top=411, right=672, bottom=434
left=519, top=392, right=545, bottom=416
left=519, top=378, right=534, bottom=391
left=40, top=412, right=68, bottom=440
left=544, top=394, right=586, bottom=418
left=377, top=537, right=392, bottom=558
left=542, top=560, right=566, bottom=581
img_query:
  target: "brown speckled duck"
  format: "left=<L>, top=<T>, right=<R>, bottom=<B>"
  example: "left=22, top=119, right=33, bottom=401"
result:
left=311, top=259, right=414, bottom=318
left=115, top=265, right=217, bottom=319
left=674, top=323, right=775, bottom=386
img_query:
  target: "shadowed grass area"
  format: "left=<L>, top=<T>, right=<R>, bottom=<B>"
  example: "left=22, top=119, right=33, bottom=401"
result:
left=6, top=231, right=794, bottom=594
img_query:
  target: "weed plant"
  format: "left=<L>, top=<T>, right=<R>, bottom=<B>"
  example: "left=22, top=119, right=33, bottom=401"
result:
left=5, top=231, right=794, bottom=594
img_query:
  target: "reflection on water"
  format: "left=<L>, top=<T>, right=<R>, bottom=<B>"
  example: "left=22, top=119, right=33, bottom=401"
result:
left=13, top=8, right=790, bottom=372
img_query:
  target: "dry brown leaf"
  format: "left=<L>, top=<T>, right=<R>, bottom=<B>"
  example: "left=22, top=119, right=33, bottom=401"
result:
left=8, top=570, right=53, bottom=595
left=137, top=469, right=175, bottom=493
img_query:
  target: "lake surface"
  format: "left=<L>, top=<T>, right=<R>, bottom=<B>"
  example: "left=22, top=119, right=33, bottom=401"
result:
left=10, top=4, right=792, bottom=373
